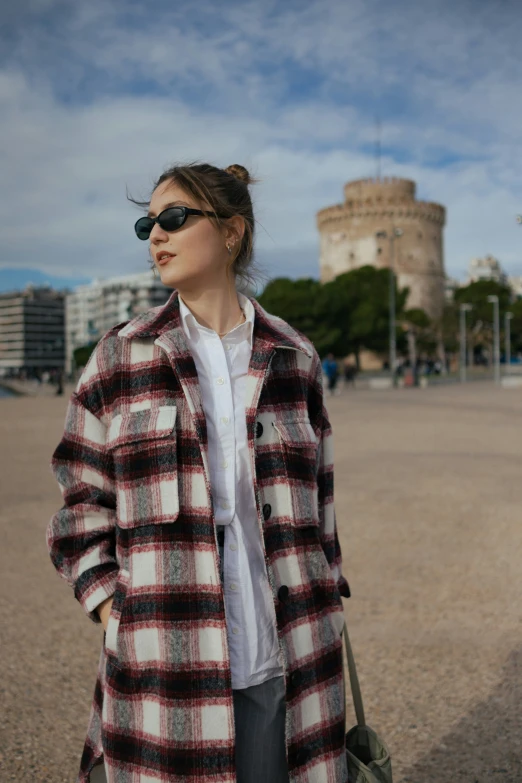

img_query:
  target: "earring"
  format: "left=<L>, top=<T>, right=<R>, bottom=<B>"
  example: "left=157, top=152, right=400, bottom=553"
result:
left=152, top=265, right=158, bottom=277
left=226, top=244, right=232, bottom=255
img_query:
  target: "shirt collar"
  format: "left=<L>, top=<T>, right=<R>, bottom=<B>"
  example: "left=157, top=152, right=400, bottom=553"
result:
left=178, top=290, right=254, bottom=348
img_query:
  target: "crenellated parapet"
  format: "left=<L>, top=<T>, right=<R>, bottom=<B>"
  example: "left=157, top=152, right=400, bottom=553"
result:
left=317, top=202, right=446, bottom=230
left=343, top=176, right=416, bottom=202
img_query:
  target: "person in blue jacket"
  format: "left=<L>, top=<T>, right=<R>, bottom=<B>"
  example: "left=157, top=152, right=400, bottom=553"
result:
left=322, top=352, right=339, bottom=396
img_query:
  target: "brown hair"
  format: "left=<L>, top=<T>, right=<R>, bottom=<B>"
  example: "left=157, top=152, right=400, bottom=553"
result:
left=127, top=161, right=266, bottom=293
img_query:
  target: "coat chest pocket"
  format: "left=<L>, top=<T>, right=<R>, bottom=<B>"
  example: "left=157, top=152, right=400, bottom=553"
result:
left=272, top=417, right=320, bottom=527
left=104, top=567, right=131, bottom=665
left=106, top=405, right=179, bottom=527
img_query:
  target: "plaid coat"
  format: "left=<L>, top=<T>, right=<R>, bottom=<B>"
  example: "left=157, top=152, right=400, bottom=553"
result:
left=47, top=289, right=350, bottom=783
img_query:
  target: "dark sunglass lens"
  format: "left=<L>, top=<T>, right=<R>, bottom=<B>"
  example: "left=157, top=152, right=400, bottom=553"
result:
left=135, top=217, right=153, bottom=240
left=158, top=207, right=185, bottom=232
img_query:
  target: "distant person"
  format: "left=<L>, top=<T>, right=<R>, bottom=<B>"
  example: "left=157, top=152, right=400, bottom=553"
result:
left=414, top=357, right=422, bottom=387
left=343, top=360, right=357, bottom=389
left=55, top=371, right=64, bottom=396
left=46, top=161, right=350, bottom=783
left=322, top=352, right=340, bottom=395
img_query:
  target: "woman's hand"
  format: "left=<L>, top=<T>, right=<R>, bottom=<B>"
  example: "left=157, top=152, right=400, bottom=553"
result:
left=97, top=595, right=114, bottom=632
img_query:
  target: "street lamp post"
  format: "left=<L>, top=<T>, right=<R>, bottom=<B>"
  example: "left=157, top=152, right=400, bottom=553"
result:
left=376, top=227, right=403, bottom=386
left=459, top=303, right=472, bottom=383
left=505, top=311, right=513, bottom=375
left=487, top=295, right=500, bottom=385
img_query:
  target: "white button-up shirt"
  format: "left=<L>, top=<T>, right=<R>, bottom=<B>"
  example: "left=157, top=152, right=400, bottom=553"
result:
left=178, top=292, right=284, bottom=690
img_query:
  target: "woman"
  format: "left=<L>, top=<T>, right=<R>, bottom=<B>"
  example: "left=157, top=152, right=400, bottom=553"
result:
left=47, top=162, right=350, bottom=783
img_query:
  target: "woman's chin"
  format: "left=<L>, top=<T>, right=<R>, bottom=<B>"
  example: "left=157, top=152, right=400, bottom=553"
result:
left=159, top=265, right=210, bottom=291
left=158, top=269, right=184, bottom=288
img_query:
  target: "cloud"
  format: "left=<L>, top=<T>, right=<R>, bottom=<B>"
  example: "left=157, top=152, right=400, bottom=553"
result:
left=1, top=0, right=521, bottom=287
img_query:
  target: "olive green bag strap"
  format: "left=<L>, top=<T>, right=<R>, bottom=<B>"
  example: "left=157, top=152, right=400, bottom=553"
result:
left=342, top=620, right=366, bottom=727
left=342, top=618, right=394, bottom=783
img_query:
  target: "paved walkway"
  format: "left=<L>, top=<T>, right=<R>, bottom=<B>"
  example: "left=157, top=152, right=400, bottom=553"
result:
left=0, top=384, right=521, bottom=781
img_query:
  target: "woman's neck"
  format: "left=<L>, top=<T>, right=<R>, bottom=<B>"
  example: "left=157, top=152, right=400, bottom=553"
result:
left=177, top=284, right=244, bottom=336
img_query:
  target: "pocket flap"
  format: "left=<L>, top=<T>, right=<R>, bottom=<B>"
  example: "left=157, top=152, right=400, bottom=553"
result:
left=106, top=405, right=177, bottom=450
left=272, top=418, right=318, bottom=449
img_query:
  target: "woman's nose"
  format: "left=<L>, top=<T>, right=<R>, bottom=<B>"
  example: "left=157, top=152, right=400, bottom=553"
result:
left=149, top=221, right=170, bottom=243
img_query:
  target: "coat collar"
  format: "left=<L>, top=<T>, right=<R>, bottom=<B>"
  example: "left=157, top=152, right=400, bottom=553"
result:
left=117, top=288, right=313, bottom=358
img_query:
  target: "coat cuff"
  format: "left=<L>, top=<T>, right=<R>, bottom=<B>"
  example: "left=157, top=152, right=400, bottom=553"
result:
left=337, top=575, right=351, bottom=599
left=75, top=566, right=120, bottom=624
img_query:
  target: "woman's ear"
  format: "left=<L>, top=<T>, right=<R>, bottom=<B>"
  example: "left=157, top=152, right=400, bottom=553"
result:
left=224, top=215, right=245, bottom=248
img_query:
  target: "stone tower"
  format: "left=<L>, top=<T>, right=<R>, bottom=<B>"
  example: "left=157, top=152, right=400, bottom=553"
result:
left=317, top=177, right=446, bottom=321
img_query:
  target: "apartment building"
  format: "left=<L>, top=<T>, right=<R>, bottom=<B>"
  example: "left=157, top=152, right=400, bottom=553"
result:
left=0, top=286, right=65, bottom=375
left=66, top=271, right=171, bottom=373
left=467, top=255, right=507, bottom=286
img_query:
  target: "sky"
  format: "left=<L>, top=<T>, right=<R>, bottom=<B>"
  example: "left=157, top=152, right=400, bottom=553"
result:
left=1, top=0, right=521, bottom=292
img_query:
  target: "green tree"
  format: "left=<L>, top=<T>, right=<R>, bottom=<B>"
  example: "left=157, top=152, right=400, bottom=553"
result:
left=440, top=302, right=459, bottom=355
left=454, top=280, right=512, bottom=362
left=402, top=308, right=431, bottom=330
left=395, top=308, right=438, bottom=381
left=73, top=341, right=99, bottom=369
left=454, top=280, right=511, bottom=331
left=318, top=266, right=410, bottom=367
left=258, top=268, right=432, bottom=367
left=257, top=277, right=320, bottom=333
left=257, top=277, right=340, bottom=353
left=398, top=308, right=436, bottom=357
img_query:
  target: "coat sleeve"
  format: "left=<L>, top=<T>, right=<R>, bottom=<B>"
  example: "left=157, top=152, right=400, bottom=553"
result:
left=46, top=346, right=119, bottom=624
left=310, top=348, right=351, bottom=599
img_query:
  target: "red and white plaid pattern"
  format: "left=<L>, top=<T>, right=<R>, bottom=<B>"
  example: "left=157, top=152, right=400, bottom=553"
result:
left=47, top=289, right=350, bottom=783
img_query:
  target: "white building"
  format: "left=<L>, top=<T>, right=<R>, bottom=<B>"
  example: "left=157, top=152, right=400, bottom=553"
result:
left=508, top=276, right=522, bottom=299
left=66, top=271, right=171, bottom=373
left=467, top=255, right=507, bottom=285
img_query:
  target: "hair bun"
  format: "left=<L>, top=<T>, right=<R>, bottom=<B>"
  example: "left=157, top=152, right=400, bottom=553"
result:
left=225, top=164, right=253, bottom=185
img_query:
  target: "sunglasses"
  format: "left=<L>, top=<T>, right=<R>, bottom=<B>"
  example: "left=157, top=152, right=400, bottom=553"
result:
left=134, top=206, right=225, bottom=240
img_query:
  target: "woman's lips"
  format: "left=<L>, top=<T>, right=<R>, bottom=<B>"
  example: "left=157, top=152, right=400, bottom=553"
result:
left=157, top=254, right=176, bottom=266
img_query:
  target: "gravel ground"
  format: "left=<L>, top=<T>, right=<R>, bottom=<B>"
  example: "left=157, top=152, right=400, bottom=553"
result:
left=0, top=382, right=521, bottom=782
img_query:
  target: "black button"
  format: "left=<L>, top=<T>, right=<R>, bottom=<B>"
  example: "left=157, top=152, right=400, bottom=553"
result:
left=262, top=503, right=271, bottom=520
left=256, top=421, right=263, bottom=438
left=296, top=747, right=310, bottom=766
left=290, top=670, right=302, bottom=688
left=278, top=585, right=289, bottom=602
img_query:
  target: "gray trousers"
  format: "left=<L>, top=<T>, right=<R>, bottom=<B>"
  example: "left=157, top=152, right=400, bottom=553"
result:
left=233, top=674, right=289, bottom=783
left=90, top=675, right=288, bottom=783
left=218, top=524, right=289, bottom=781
